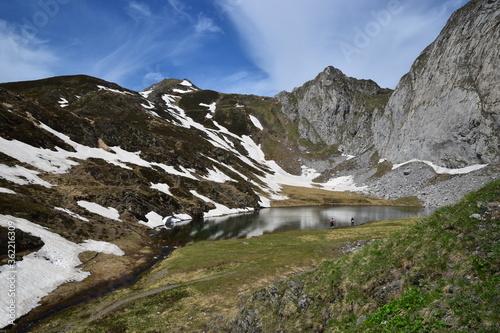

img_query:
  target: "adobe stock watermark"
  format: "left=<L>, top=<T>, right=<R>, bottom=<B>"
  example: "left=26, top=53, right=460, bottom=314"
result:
left=6, top=219, right=17, bottom=326
left=340, top=0, right=403, bottom=63
left=21, top=0, right=72, bottom=40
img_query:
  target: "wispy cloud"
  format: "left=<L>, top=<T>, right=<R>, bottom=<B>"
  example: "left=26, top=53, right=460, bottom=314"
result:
left=0, top=20, right=58, bottom=82
left=216, top=0, right=468, bottom=94
left=167, top=0, right=191, bottom=20
left=86, top=1, right=224, bottom=89
left=126, top=1, right=152, bottom=20
left=195, top=14, right=222, bottom=34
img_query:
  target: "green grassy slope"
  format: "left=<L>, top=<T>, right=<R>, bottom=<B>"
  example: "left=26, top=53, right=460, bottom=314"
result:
left=215, top=180, right=499, bottom=332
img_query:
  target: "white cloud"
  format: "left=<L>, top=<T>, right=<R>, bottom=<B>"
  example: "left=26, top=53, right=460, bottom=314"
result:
left=217, top=0, right=468, bottom=94
left=195, top=14, right=222, bottom=34
left=168, top=0, right=191, bottom=20
left=0, top=20, right=58, bottom=83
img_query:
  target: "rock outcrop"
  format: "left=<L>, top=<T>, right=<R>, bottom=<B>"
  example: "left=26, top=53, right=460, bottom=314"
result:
left=275, top=66, right=392, bottom=155
left=373, top=0, right=500, bottom=167
left=276, top=0, right=499, bottom=169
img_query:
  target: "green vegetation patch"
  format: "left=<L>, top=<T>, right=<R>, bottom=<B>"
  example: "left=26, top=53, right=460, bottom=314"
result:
left=227, top=180, right=499, bottom=332
left=32, top=218, right=418, bottom=332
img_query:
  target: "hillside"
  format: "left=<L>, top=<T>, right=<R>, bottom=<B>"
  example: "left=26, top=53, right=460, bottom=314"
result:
left=1, top=74, right=359, bottom=329
left=0, top=0, right=499, bottom=330
left=209, top=180, right=499, bottom=332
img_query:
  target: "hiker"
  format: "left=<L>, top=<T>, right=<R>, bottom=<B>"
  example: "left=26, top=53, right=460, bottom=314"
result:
left=330, top=218, right=335, bottom=229
left=351, top=217, right=355, bottom=226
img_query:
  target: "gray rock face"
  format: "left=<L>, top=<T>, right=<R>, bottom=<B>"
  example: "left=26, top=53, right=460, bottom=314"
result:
left=373, top=0, right=500, bottom=168
left=275, top=66, right=392, bottom=155
left=275, top=0, right=499, bottom=170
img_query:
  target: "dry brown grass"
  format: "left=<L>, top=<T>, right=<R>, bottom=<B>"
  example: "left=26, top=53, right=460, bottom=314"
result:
left=272, top=185, right=398, bottom=207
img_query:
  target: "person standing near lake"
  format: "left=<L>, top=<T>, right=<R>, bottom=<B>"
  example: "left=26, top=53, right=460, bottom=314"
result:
left=351, top=217, right=355, bottom=226
left=330, top=218, right=335, bottom=229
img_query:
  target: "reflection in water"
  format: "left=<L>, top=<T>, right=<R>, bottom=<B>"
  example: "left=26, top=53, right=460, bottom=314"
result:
left=157, top=206, right=433, bottom=247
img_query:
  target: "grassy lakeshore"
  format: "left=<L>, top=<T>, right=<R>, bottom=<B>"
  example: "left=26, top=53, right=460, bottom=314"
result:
left=26, top=181, right=500, bottom=332
left=30, top=218, right=419, bottom=332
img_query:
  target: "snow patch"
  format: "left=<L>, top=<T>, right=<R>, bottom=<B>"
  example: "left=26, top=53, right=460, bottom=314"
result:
left=200, top=102, right=216, bottom=119
left=0, top=123, right=197, bottom=180
left=201, top=167, right=235, bottom=183
left=139, top=89, right=153, bottom=98
left=58, top=97, right=69, bottom=108
left=173, top=213, right=192, bottom=221
left=392, top=159, right=488, bottom=175
left=249, top=115, right=263, bottom=130
left=54, top=207, right=89, bottom=222
left=139, top=211, right=164, bottom=228
left=150, top=183, right=172, bottom=196
left=0, top=164, right=54, bottom=187
left=0, top=215, right=123, bottom=329
left=322, top=175, right=368, bottom=192
left=180, top=80, right=193, bottom=87
left=77, top=201, right=121, bottom=221
left=97, top=85, right=134, bottom=95
left=139, top=211, right=192, bottom=229
left=343, top=153, right=355, bottom=160
left=0, top=187, right=15, bottom=194
left=190, top=190, right=254, bottom=218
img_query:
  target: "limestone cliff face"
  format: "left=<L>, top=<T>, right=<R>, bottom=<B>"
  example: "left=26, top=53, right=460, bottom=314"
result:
left=373, top=0, right=500, bottom=167
left=275, top=66, right=392, bottom=154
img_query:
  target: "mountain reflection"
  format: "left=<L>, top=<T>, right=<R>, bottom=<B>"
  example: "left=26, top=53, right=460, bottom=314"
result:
left=157, top=206, right=432, bottom=247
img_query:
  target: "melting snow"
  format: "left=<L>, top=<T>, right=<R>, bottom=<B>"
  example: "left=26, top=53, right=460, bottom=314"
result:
left=392, top=159, right=488, bottom=175
left=190, top=190, right=254, bottom=218
left=249, top=115, right=264, bottom=130
left=58, top=97, right=69, bottom=108
left=139, top=211, right=192, bottom=229
left=54, top=207, right=89, bottom=222
left=322, top=176, right=368, bottom=192
left=0, top=215, right=123, bottom=329
left=139, top=211, right=164, bottom=228
left=97, top=85, right=134, bottom=95
left=180, top=80, right=193, bottom=87
left=0, top=164, right=54, bottom=188
left=0, top=122, right=198, bottom=181
left=139, top=89, right=153, bottom=98
left=342, top=153, right=355, bottom=160
left=77, top=201, right=121, bottom=221
left=150, top=183, right=172, bottom=196
left=0, top=187, right=15, bottom=194
left=202, top=167, right=236, bottom=183
left=200, top=102, right=216, bottom=119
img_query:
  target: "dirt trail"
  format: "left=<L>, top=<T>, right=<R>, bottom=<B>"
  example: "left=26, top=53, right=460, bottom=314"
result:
left=68, top=272, right=236, bottom=329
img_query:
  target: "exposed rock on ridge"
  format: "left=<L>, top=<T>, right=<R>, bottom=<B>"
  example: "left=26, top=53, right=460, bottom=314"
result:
left=276, top=66, right=392, bottom=155
left=373, top=0, right=500, bottom=168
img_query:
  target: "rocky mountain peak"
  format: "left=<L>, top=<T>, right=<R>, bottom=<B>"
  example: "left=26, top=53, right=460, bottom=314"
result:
left=275, top=65, right=392, bottom=153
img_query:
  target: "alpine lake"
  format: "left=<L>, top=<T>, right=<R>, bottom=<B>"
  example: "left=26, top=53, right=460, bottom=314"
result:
left=157, top=205, right=433, bottom=247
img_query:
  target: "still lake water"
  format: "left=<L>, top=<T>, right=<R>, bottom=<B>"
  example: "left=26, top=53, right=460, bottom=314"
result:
left=158, top=206, right=433, bottom=247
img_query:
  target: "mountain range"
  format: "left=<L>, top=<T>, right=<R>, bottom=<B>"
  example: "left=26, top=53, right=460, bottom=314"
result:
left=0, top=0, right=498, bottom=329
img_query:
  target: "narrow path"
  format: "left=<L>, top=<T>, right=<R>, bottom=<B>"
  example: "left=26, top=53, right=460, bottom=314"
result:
left=86, top=272, right=236, bottom=323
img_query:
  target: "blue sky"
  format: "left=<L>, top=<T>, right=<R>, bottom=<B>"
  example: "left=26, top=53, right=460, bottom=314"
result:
left=0, top=0, right=468, bottom=96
